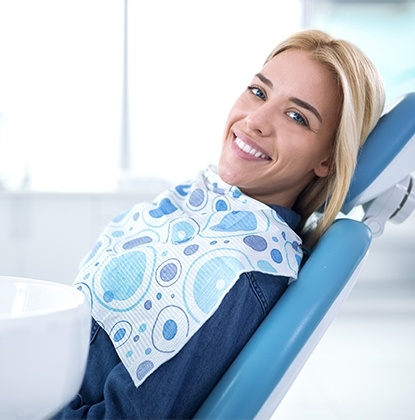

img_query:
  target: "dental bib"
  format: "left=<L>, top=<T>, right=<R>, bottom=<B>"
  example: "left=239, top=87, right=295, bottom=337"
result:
left=75, top=165, right=303, bottom=387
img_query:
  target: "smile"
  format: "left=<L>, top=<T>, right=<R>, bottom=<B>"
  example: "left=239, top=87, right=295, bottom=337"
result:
left=234, top=137, right=270, bottom=160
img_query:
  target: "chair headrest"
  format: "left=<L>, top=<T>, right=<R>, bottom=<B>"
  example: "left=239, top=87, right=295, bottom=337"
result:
left=342, top=92, right=415, bottom=214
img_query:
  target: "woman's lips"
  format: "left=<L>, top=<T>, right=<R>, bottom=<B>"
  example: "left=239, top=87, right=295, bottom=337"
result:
left=234, top=136, right=271, bottom=160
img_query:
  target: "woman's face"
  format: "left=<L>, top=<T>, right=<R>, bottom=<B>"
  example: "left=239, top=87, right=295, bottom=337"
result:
left=218, top=48, right=341, bottom=208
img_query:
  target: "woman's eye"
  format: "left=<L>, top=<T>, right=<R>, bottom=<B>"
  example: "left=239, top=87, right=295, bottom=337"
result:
left=287, top=110, right=308, bottom=127
left=248, top=86, right=266, bottom=100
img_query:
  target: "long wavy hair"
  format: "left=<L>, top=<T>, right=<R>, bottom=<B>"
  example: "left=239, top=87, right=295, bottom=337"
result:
left=266, top=29, right=385, bottom=247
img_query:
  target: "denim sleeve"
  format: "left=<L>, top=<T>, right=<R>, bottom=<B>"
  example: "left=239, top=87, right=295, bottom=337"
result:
left=53, top=271, right=288, bottom=420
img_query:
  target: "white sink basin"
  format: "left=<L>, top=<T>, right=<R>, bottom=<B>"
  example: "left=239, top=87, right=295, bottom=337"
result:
left=0, top=276, right=91, bottom=420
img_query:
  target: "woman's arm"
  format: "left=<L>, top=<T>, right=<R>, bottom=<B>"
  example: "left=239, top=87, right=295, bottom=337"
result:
left=54, top=272, right=288, bottom=419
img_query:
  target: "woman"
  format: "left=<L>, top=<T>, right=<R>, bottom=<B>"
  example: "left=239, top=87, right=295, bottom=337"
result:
left=54, top=29, right=385, bottom=419
left=261, top=30, right=385, bottom=247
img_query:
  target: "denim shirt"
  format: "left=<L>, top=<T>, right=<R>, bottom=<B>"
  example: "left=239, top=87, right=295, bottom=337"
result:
left=54, top=205, right=300, bottom=420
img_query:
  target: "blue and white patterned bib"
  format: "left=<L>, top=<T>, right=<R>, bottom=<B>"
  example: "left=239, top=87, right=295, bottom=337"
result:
left=75, top=166, right=303, bottom=387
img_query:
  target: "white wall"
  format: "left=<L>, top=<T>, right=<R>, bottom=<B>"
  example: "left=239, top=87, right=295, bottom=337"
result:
left=0, top=191, right=157, bottom=284
left=1, top=191, right=415, bottom=286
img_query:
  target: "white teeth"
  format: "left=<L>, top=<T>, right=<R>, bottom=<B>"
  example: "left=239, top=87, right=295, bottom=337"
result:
left=235, top=137, right=268, bottom=160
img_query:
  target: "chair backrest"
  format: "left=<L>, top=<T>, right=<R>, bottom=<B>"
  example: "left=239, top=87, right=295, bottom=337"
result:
left=194, top=93, right=415, bottom=420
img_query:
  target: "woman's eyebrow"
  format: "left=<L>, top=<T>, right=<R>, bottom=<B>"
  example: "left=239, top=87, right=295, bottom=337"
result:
left=255, top=72, right=273, bottom=88
left=289, top=97, right=322, bottom=123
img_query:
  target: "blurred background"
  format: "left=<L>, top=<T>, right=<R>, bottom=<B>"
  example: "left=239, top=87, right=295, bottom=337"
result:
left=0, top=1, right=414, bottom=418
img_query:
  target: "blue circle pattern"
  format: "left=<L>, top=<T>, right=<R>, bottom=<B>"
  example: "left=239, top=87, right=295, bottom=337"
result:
left=75, top=167, right=302, bottom=388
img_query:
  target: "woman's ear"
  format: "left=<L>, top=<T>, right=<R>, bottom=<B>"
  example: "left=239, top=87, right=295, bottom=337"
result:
left=314, top=156, right=333, bottom=178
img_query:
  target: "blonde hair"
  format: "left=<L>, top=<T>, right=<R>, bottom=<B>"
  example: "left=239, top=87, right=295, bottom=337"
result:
left=266, top=29, right=385, bottom=247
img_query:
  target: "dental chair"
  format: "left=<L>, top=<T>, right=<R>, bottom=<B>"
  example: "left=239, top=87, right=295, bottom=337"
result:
left=194, top=92, right=415, bottom=420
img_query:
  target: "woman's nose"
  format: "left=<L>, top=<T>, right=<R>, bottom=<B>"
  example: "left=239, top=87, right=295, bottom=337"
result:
left=245, top=103, right=275, bottom=136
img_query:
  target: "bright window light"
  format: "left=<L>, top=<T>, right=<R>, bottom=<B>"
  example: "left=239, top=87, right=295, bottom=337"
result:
left=0, top=1, right=303, bottom=192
